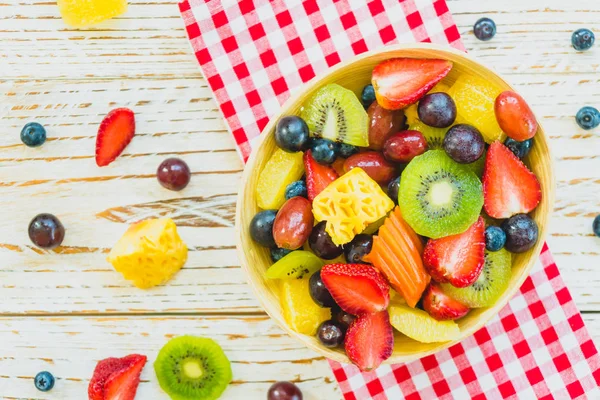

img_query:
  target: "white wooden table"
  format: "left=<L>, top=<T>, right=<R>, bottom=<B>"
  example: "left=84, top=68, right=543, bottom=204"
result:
left=1, top=0, right=599, bottom=398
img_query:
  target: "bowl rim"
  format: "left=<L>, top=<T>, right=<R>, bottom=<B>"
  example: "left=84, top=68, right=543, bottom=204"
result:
left=235, top=42, right=556, bottom=365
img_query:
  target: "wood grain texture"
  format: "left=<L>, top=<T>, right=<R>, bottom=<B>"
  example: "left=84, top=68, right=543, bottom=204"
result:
left=0, top=316, right=340, bottom=399
left=0, top=0, right=599, bottom=397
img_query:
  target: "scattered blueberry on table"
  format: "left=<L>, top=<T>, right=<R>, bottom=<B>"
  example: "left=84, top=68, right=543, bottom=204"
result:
left=20, top=122, right=47, bottom=147
left=473, top=17, right=496, bottom=41
left=361, top=84, right=376, bottom=109
left=275, top=115, right=310, bottom=152
left=284, top=180, right=307, bottom=200
left=34, top=371, right=55, bottom=392
left=571, top=28, right=595, bottom=51
left=504, top=137, right=533, bottom=159
left=575, top=106, right=600, bottom=130
left=485, top=226, right=506, bottom=252
left=593, top=215, right=600, bottom=238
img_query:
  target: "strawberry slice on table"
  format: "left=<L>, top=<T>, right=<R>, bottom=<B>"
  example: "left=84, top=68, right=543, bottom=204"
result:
left=345, top=310, right=394, bottom=372
left=95, top=108, right=136, bottom=167
left=422, top=282, right=470, bottom=321
left=320, top=263, right=389, bottom=315
left=88, top=354, right=147, bottom=400
left=303, top=149, right=339, bottom=201
left=371, top=58, right=453, bottom=110
left=483, top=141, right=542, bottom=218
left=423, top=217, right=485, bottom=288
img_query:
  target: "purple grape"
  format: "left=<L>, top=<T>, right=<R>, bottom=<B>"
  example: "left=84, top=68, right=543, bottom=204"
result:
left=267, top=381, right=303, bottom=400
left=344, top=234, right=373, bottom=263
left=308, top=221, right=342, bottom=259
left=317, top=320, right=345, bottom=347
left=309, top=271, right=336, bottom=308
left=28, top=214, right=65, bottom=249
left=417, top=93, right=456, bottom=128
left=157, top=158, right=191, bottom=191
left=443, top=124, right=485, bottom=164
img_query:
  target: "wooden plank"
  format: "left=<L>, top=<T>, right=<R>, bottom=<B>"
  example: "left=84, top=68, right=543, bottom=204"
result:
left=0, top=316, right=340, bottom=399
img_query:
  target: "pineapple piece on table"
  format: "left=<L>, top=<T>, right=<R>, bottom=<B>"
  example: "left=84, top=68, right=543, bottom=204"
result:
left=108, top=218, right=188, bottom=289
left=58, top=0, right=127, bottom=28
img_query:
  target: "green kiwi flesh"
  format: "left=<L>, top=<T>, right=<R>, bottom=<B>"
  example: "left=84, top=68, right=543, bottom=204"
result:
left=398, top=150, right=483, bottom=239
left=265, top=250, right=324, bottom=279
left=441, top=248, right=512, bottom=307
left=154, top=336, right=232, bottom=400
left=300, top=83, right=369, bottom=147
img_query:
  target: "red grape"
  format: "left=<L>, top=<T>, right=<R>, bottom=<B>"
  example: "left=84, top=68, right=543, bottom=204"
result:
left=268, top=381, right=303, bottom=400
left=157, top=158, right=191, bottom=191
left=28, top=213, right=65, bottom=249
left=383, top=130, right=427, bottom=163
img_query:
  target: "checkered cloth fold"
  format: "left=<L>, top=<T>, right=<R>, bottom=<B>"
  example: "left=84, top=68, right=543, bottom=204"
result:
left=179, top=0, right=600, bottom=398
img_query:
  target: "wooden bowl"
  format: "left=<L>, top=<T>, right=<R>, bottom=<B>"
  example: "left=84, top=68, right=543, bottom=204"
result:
left=236, top=43, right=555, bottom=365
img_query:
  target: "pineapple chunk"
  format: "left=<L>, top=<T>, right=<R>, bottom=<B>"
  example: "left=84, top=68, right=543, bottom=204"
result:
left=58, top=0, right=127, bottom=28
left=256, top=148, right=304, bottom=210
left=281, top=279, right=331, bottom=335
left=107, top=218, right=187, bottom=289
left=312, top=168, right=394, bottom=245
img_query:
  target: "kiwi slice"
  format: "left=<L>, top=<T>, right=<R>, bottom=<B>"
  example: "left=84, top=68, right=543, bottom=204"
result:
left=265, top=250, right=324, bottom=279
left=154, top=336, right=232, bottom=400
left=300, top=84, right=369, bottom=147
left=441, top=249, right=512, bottom=307
left=399, top=150, right=483, bottom=239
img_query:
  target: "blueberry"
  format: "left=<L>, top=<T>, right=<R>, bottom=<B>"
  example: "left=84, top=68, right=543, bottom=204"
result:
left=275, top=116, right=310, bottom=152
left=271, top=247, right=292, bottom=262
left=310, top=138, right=337, bottom=165
left=593, top=215, right=600, bottom=238
left=20, top=122, right=47, bottom=147
left=285, top=180, right=307, bottom=200
left=576, top=106, right=600, bottom=130
left=501, top=214, right=538, bottom=253
left=361, top=84, right=376, bottom=109
left=485, top=226, right=506, bottom=252
left=572, top=28, right=595, bottom=51
left=387, top=176, right=401, bottom=204
left=249, top=210, right=277, bottom=248
left=336, top=143, right=359, bottom=158
left=34, top=371, right=55, bottom=392
left=473, top=18, right=496, bottom=41
left=504, top=138, right=533, bottom=159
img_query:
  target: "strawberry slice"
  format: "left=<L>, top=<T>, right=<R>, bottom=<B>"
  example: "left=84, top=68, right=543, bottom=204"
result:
left=303, top=149, right=339, bottom=201
left=96, top=108, right=136, bottom=167
left=483, top=141, right=542, bottom=218
left=344, top=310, right=394, bottom=371
left=321, top=263, right=389, bottom=315
left=372, top=58, right=453, bottom=110
left=423, top=217, right=485, bottom=288
left=88, top=354, right=147, bottom=400
left=422, top=282, right=470, bottom=321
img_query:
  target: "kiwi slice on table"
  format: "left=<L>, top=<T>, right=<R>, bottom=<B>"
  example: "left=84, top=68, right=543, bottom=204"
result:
left=441, top=249, right=512, bottom=308
left=398, top=150, right=483, bottom=239
left=300, top=83, right=369, bottom=147
left=154, top=336, right=232, bottom=400
left=265, top=250, right=324, bottom=279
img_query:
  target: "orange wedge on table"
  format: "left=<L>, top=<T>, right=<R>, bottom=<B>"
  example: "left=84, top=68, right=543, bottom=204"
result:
left=365, top=207, right=430, bottom=307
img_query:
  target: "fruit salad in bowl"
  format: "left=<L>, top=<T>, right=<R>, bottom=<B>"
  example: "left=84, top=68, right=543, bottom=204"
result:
left=236, top=44, right=554, bottom=370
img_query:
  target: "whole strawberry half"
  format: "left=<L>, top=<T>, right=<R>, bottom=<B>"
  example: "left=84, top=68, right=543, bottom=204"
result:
left=372, top=58, right=452, bottom=110
left=320, top=263, right=390, bottom=315
left=344, top=310, right=394, bottom=371
left=483, top=141, right=541, bottom=218
left=88, top=354, right=147, bottom=400
left=303, top=150, right=338, bottom=201
left=422, top=282, right=470, bottom=321
left=423, top=217, right=485, bottom=288
left=96, top=108, right=136, bottom=167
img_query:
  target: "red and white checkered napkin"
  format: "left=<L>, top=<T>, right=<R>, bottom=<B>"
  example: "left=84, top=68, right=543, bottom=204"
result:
left=179, top=0, right=600, bottom=398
